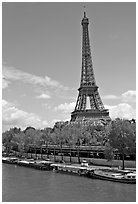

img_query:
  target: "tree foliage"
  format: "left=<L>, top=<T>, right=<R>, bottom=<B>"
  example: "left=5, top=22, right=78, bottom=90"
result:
left=108, top=119, right=136, bottom=154
left=107, top=118, right=136, bottom=169
left=2, top=118, right=136, bottom=166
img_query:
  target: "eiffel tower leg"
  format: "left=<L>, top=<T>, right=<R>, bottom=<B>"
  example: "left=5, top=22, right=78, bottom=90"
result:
left=94, top=91, right=104, bottom=110
left=75, top=95, right=80, bottom=110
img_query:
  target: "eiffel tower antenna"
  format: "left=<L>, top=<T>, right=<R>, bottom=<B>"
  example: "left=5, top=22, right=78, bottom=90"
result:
left=71, top=11, right=110, bottom=123
left=83, top=5, right=86, bottom=17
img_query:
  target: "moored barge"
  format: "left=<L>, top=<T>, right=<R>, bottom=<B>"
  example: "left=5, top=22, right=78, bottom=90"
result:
left=2, top=157, right=53, bottom=170
left=2, top=157, right=19, bottom=164
left=51, top=163, right=90, bottom=176
left=87, top=169, right=136, bottom=184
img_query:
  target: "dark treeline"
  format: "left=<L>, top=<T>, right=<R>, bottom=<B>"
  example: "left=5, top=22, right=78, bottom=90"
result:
left=2, top=118, right=136, bottom=169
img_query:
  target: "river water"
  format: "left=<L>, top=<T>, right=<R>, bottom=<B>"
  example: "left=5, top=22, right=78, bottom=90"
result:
left=2, top=163, right=136, bottom=202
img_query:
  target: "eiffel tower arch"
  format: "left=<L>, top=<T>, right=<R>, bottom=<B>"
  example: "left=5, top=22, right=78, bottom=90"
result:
left=71, top=11, right=110, bottom=123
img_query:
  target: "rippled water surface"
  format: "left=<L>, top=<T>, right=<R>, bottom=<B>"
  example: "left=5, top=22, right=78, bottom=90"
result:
left=2, top=164, right=136, bottom=202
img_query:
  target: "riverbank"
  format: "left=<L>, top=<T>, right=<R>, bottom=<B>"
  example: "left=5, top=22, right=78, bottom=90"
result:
left=3, top=151, right=136, bottom=169
left=2, top=156, right=136, bottom=187
left=2, top=155, right=136, bottom=185
left=48, top=155, right=136, bottom=169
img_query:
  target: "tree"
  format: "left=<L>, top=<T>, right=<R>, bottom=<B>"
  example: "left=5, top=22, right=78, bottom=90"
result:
left=108, top=118, right=136, bottom=170
left=50, top=131, right=59, bottom=161
left=2, top=127, right=20, bottom=154
left=41, top=128, right=52, bottom=158
left=53, top=126, right=66, bottom=161
left=24, top=128, right=38, bottom=157
left=61, top=125, right=76, bottom=163
left=16, top=132, right=26, bottom=157
left=70, top=123, right=84, bottom=163
left=104, top=142, right=115, bottom=167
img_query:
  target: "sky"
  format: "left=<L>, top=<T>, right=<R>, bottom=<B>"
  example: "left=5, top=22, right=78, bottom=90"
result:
left=2, top=2, right=136, bottom=131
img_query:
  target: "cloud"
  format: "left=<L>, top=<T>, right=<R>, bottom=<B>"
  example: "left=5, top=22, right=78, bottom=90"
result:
left=105, top=103, right=136, bottom=120
left=36, top=94, right=51, bottom=99
left=103, top=95, right=119, bottom=100
left=54, top=99, right=136, bottom=121
left=2, top=99, right=48, bottom=131
left=2, top=65, right=69, bottom=91
left=54, top=102, right=75, bottom=113
left=2, top=75, right=10, bottom=89
left=121, top=90, right=136, bottom=103
left=103, top=90, right=136, bottom=103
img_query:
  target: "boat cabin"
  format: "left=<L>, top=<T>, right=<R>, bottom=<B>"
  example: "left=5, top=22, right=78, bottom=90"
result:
left=111, top=173, right=124, bottom=178
left=81, top=160, right=89, bottom=167
left=125, top=173, right=136, bottom=179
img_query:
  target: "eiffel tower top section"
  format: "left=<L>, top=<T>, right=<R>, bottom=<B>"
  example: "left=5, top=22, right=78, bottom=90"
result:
left=81, top=11, right=89, bottom=25
left=80, top=11, right=97, bottom=89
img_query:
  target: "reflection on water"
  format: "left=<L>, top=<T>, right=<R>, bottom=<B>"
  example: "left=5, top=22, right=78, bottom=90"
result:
left=2, top=164, right=136, bottom=202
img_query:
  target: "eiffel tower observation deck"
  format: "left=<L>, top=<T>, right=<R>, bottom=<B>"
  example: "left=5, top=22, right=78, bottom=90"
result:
left=71, top=11, right=110, bottom=123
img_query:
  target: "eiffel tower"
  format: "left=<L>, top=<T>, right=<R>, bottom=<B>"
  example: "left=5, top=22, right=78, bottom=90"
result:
left=71, top=11, right=110, bottom=122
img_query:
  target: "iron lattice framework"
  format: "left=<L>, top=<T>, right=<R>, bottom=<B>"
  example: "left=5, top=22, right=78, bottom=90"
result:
left=71, top=12, right=110, bottom=122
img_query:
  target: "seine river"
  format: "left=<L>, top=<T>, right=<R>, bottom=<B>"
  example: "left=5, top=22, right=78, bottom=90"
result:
left=2, top=164, right=136, bottom=202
